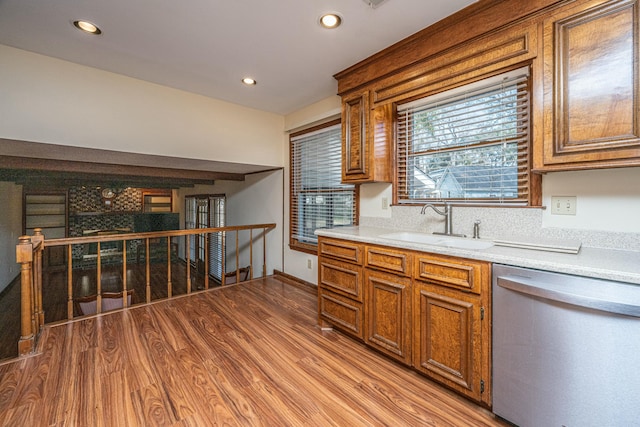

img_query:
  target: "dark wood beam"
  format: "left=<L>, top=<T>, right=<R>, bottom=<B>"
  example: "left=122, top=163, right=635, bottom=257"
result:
left=0, top=155, right=245, bottom=184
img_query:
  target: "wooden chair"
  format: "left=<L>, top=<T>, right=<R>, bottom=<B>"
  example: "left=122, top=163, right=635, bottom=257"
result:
left=74, top=290, right=135, bottom=316
left=224, top=266, right=251, bottom=284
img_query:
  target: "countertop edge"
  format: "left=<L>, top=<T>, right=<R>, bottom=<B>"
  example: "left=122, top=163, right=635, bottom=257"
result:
left=316, top=226, right=640, bottom=285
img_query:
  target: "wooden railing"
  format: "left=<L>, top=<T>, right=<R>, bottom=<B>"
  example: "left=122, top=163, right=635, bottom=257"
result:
left=15, top=223, right=276, bottom=356
left=16, top=230, right=45, bottom=356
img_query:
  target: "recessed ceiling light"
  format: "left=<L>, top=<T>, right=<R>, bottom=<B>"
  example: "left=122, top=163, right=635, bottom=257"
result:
left=73, top=20, right=102, bottom=35
left=242, top=77, right=257, bottom=86
left=319, top=13, right=342, bottom=29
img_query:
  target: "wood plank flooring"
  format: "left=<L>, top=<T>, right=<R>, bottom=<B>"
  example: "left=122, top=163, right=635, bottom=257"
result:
left=0, top=277, right=507, bottom=426
left=0, top=261, right=205, bottom=361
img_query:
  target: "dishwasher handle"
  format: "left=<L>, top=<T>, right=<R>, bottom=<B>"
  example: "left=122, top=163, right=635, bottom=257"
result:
left=497, top=275, right=640, bottom=318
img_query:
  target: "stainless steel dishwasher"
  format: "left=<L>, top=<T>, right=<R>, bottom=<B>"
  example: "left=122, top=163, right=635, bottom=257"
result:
left=492, top=264, right=640, bottom=427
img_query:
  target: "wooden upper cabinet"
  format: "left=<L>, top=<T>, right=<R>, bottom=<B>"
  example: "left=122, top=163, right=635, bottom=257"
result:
left=341, top=91, right=392, bottom=183
left=538, top=0, right=640, bottom=169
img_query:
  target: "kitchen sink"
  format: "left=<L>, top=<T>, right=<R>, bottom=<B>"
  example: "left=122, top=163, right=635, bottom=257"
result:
left=378, top=231, right=494, bottom=250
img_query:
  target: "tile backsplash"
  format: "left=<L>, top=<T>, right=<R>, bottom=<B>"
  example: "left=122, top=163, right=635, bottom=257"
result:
left=360, top=206, right=640, bottom=252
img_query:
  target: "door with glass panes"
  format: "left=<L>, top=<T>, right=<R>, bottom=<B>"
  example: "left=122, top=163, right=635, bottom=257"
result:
left=185, top=195, right=225, bottom=282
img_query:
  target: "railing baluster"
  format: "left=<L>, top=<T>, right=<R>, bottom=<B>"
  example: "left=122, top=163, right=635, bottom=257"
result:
left=122, top=239, right=128, bottom=308
left=186, top=234, right=191, bottom=294
left=96, top=242, right=102, bottom=314
left=235, top=231, right=240, bottom=284
left=145, top=238, right=151, bottom=303
left=32, top=229, right=44, bottom=330
left=167, top=237, right=173, bottom=298
left=249, top=229, right=254, bottom=280
left=262, top=227, right=267, bottom=278
left=204, top=233, right=209, bottom=290
left=67, top=244, right=73, bottom=320
left=221, top=231, right=226, bottom=285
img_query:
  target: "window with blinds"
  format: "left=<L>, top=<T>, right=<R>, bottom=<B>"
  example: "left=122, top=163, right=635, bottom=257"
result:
left=290, top=120, right=358, bottom=252
left=396, top=67, right=531, bottom=205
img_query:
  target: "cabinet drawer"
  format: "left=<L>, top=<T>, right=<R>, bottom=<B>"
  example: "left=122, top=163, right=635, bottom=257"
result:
left=319, top=289, right=364, bottom=339
left=414, top=255, right=488, bottom=294
left=365, top=246, right=410, bottom=276
left=319, top=258, right=363, bottom=301
left=319, top=238, right=363, bottom=264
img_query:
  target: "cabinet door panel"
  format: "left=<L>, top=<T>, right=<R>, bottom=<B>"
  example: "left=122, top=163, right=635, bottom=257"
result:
left=413, top=283, right=483, bottom=402
left=542, top=0, right=640, bottom=167
left=342, top=93, right=368, bottom=180
left=365, top=270, right=411, bottom=364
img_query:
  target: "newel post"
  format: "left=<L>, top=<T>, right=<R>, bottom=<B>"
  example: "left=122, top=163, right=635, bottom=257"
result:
left=16, top=236, right=35, bottom=356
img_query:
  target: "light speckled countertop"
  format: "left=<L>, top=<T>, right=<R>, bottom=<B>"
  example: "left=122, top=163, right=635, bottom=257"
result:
left=316, top=226, right=640, bottom=285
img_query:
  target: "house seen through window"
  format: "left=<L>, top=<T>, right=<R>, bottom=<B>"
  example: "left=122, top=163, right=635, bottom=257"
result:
left=290, top=119, right=358, bottom=252
left=396, top=67, right=532, bottom=205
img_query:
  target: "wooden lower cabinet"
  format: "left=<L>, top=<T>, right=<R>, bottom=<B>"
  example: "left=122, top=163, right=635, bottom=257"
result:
left=413, top=281, right=486, bottom=404
left=318, top=237, right=491, bottom=406
left=365, top=269, right=411, bottom=364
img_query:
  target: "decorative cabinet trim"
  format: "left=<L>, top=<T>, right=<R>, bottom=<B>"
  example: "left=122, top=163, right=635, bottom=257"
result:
left=372, top=22, right=537, bottom=107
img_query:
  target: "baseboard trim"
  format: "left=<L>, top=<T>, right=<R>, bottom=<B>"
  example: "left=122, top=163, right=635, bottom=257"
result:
left=273, top=270, right=317, bottom=296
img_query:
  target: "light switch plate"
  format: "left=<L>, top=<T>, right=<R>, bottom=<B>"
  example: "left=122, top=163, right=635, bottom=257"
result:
left=551, top=196, right=577, bottom=215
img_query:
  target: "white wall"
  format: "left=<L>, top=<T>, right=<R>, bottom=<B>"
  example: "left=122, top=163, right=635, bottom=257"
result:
left=0, top=182, right=23, bottom=292
left=0, top=44, right=284, bottom=167
left=542, top=167, right=640, bottom=233
left=283, top=96, right=341, bottom=284
left=178, top=170, right=284, bottom=277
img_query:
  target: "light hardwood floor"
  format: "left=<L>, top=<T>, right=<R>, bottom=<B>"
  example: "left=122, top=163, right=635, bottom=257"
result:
left=0, top=277, right=507, bottom=426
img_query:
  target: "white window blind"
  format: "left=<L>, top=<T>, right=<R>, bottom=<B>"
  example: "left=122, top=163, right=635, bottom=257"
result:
left=396, top=67, right=531, bottom=204
left=208, top=196, right=225, bottom=281
left=185, top=195, right=225, bottom=281
left=290, top=122, right=357, bottom=249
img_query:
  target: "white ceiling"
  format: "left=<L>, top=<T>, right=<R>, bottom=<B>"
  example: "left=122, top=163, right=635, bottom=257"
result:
left=0, top=0, right=476, bottom=115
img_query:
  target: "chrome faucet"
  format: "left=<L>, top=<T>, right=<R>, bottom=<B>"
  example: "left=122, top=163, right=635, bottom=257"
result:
left=420, top=203, right=465, bottom=237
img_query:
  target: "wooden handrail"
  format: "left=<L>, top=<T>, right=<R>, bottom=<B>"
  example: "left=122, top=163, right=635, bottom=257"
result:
left=16, top=223, right=276, bottom=356
left=42, top=224, right=276, bottom=247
